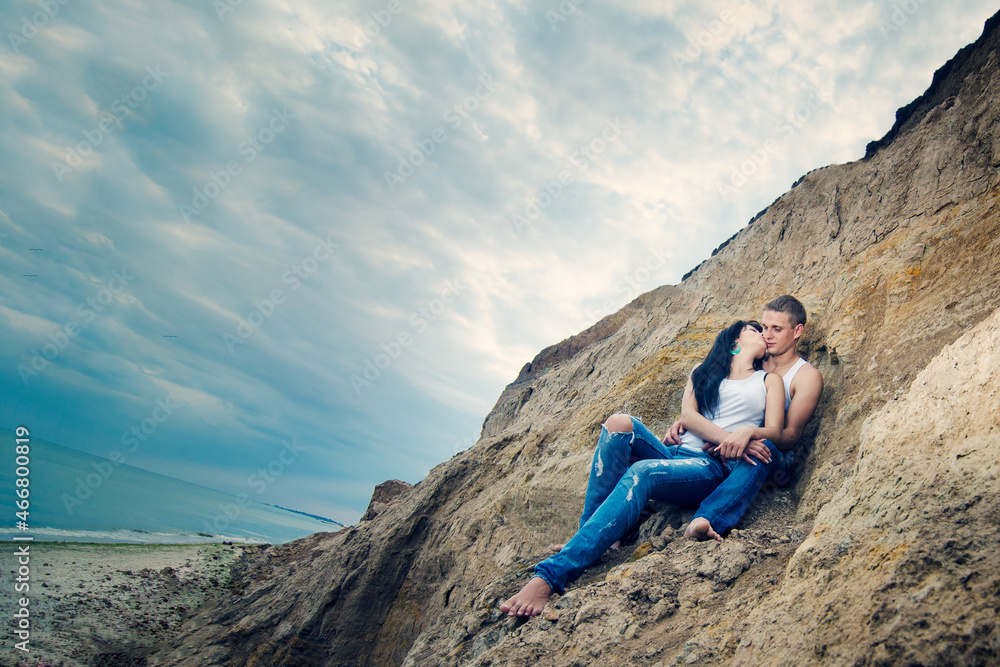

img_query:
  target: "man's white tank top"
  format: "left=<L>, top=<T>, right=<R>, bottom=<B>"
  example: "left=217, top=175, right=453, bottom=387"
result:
left=782, top=357, right=809, bottom=410
left=680, top=370, right=768, bottom=454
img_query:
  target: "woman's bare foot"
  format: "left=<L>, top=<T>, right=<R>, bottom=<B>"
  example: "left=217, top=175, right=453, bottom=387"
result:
left=684, top=517, right=723, bottom=543
left=499, top=576, right=552, bottom=616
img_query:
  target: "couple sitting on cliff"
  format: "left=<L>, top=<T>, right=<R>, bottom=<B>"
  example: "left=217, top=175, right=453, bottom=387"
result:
left=501, top=295, right=824, bottom=617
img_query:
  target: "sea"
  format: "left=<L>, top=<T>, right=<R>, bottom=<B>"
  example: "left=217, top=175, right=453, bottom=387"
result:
left=0, top=428, right=345, bottom=545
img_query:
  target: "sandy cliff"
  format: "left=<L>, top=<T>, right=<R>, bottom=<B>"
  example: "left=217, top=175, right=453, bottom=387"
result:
left=149, top=12, right=1000, bottom=667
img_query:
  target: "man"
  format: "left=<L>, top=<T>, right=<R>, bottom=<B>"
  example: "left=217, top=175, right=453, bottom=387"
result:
left=666, top=294, right=823, bottom=540
left=501, top=296, right=824, bottom=617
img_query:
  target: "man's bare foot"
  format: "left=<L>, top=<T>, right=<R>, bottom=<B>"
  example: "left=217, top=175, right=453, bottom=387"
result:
left=499, top=576, right=552, bottom=616
left=684, top=517, right=723, bottom=543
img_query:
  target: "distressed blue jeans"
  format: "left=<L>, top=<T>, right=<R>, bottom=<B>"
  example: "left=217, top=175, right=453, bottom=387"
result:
left=534, top=416, right=782, bottom=594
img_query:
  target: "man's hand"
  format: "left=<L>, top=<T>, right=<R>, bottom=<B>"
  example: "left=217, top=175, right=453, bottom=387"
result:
left=662, top=419, right=685, bottom=445
left=703, top=442, right=766, bottom=464
left=742, top=439, right=771, bottom=466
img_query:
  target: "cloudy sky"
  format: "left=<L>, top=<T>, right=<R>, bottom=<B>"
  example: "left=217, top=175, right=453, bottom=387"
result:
left=1, top=0, right=996, bottom=525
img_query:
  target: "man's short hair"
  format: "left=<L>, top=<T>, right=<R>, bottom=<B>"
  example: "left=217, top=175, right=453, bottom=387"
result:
left=765, top=295, right=807, bottom=327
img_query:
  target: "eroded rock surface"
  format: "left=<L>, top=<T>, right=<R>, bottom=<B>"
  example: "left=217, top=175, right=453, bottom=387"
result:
left=362, top=479, right=414, bottom=521
left=149, top=12, right=1000, bottom=667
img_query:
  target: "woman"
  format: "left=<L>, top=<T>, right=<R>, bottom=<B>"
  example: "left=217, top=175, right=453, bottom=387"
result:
left=500, top=320, right=785, bottom=617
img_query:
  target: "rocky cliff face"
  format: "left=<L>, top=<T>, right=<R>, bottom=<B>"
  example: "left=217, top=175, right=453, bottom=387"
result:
left=150, top=13, right=1000, bottom=667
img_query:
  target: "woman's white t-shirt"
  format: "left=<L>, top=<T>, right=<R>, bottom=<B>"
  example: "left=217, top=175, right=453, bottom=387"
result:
left=679, top=370, right=768, bottom=454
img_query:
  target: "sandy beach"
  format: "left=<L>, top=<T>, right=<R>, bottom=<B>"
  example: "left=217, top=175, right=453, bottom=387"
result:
left=0, top=542, right=260, bottom=667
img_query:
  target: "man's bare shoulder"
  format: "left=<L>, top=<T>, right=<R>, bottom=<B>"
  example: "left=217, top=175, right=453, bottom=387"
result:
left=789, top=360, right=823, bottom=400
left=793, top=360, right=823, bottom=385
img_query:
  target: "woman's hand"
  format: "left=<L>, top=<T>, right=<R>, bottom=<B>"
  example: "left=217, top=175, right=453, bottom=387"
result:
left=661, top=419, right=686, bottom=445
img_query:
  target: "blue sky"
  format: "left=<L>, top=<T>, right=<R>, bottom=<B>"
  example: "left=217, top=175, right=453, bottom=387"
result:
left=1, top=0, right=996, bottom=525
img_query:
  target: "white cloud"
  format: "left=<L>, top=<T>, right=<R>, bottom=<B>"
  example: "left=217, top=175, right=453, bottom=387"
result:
left=0, top=305, right=58, bottom=336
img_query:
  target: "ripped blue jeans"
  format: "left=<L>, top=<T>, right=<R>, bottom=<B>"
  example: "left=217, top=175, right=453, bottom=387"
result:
left=534, top=416, right=781, bottom=594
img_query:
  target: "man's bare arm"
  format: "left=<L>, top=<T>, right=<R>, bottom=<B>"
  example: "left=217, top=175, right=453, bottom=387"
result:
left=772, top=364, right=823, bottom=451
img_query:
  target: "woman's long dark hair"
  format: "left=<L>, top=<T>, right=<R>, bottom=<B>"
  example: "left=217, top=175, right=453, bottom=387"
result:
left=691, top=320, right=763, bottom=417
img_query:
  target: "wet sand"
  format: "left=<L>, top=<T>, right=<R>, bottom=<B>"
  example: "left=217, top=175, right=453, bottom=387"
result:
left=0, top=542, right=260, bottom=667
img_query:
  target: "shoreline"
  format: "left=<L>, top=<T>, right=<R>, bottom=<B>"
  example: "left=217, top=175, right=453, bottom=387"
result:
left=0, top=541, right=263, bottom=667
